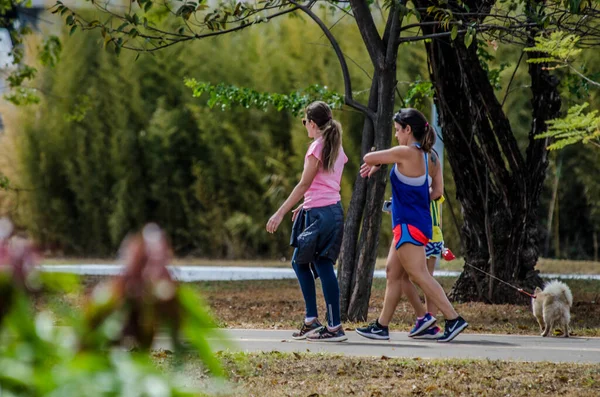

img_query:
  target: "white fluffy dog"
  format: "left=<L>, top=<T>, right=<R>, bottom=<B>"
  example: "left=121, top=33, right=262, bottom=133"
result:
left=532, top=281, right=573, bottom=337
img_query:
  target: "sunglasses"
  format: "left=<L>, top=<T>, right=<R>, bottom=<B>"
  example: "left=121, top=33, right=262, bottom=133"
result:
left=302, top=118, right=309, bottom=126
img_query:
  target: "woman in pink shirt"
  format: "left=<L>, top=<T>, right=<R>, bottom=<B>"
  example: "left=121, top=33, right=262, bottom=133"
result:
left=266, top=101, right=348, bottom=342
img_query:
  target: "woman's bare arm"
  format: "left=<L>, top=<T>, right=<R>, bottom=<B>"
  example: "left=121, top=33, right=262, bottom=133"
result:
left=430, top=151, right=443, bottom=201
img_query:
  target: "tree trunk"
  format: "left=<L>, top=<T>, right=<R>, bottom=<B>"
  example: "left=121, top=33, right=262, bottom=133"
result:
left=544, top=154, right=562, bottom=257
left=338, top=0, right=401, bottom=321
left=416, top=1, right=560, bottom=303
left=339, top=70, right=397, bottom=321
left=346, top=68, right=397, bottom=321
left=338, top=78, right=378, bottom=318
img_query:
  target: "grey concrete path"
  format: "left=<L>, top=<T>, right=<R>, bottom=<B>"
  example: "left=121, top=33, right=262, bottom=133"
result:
left=154, top=329, right=600, bottom=364
left=40, top=265, right=600, bottom=282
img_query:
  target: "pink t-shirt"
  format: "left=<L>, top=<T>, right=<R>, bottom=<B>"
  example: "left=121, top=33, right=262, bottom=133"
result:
left=303, top=137, right=348, bottom=209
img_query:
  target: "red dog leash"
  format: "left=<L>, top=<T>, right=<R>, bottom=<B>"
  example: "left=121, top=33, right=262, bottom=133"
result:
left=464, top=262, right=537, bottom=299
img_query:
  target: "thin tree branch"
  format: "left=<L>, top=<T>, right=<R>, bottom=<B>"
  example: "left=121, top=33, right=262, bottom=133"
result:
left=349, top=0, right=385, bottom=69
left=501, top=50, right=525, bottom=107
left=318, top=9, right=349, bottom=41
left=102, top=3, right=305, bottom=52
left=374, top=0, right=387, bottom=23
left=384, top=1, right=403, bottom=63
left=568, top=64, right=600, bottom=88
left=324, top=0, right=354, bottom=18
left=290, top=0, right=375, bottom=120
left=396, top=22, right=537, bottom=45
left=76, top=1, right=301, bottom=44
left=307, top=42, right=372, bottom=80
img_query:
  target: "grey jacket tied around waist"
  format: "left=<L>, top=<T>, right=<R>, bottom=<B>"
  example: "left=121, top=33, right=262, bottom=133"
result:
left=290, top=202, right=344, bottom=265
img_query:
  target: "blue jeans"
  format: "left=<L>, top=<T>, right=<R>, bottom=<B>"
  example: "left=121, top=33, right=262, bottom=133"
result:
left=292, top=250, right=341, bottom=328
left=290, top=203, right=344, bottom=328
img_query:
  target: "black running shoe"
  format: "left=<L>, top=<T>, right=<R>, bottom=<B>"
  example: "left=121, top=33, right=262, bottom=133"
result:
left=437, top=316, right=468, bottom=343
left=307, top=326, right=348, bottom=342
left=355, top=320, right=390, bottom=340
left=292, top=320, right=324, bottom=340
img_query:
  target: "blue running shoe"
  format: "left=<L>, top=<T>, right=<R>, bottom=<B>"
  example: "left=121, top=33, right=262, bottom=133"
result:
left=355, top=320, right=390, bottom=340
left=408, top=313, right=436, bottom=337
left=412, top=325, right=443, bottom=340
left=437, top=316, right=468, bottom=343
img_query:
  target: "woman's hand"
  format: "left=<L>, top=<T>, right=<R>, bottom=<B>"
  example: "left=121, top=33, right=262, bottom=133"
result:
left=266, top=212, right=284, bottom=234
left=360, top=163, right=381, bottom=178
left=291, top=205, right=303, bottom=222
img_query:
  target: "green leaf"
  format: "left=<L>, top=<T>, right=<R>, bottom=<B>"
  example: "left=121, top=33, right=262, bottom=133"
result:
left=38, top=36, right=62, bottom=67
left=184, top=79, right=344, bottom=117
left=176, top=4, right=195, bottom=20
left=464, top=27, right=474, bottom=48
left=4, top=87, right=41, bottom=105
left=536, top=103, right=600, bottom=150
left=464, top=32, right=473, bottom=48
left=403, top=78, right=434, bottom=108
left=0, top=172, right=10, bottom=190
left=451, top=25, right=458, bottom=41
left=525, top=31, right=582, bottom=63
left=103, top=34, right=112, bottom=48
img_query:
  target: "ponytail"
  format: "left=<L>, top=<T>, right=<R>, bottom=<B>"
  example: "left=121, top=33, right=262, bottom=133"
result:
left=420, top=123, right=436, bottom=153
left=305, top=101, right=343, bottom=172
left=321, top=119, right=342, bottom=172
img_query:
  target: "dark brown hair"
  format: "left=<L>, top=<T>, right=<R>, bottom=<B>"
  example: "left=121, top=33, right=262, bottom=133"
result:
left=393, top=108, right=435, bottom=152
left=305, top=101, right=342, bottom=172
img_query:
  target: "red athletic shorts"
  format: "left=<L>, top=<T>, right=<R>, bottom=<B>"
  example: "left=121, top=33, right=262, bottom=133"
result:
left=393, top=224, right=428, bottom=250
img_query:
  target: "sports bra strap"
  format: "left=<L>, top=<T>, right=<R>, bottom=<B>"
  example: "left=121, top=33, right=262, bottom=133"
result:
left=424, top=152, right=428, bottom=186
left=409, top=143, right=428, bottom=186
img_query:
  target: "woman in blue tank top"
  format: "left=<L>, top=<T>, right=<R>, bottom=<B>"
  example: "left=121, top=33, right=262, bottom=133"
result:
left=355, top=108, right=468, bottom=343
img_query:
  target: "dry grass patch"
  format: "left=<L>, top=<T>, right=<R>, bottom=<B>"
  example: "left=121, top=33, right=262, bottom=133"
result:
left=195, top=278, right=600, bottom=337
left=153, top=350, right=600, bottom=396
left=438, top=257, right=600, bottom=274
left=536, top=258, right=600, bottom=275
left=35, top=276, right=600, bottom=336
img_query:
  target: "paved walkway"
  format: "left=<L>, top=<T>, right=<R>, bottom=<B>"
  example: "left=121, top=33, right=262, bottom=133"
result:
left=153, top=329, right=600, bottom=364
left=40, top=265, right=600, bottom=282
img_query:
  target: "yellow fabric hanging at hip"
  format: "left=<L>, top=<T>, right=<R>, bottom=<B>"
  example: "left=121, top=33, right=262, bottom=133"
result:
left=430, top=196, right=444, bottom=243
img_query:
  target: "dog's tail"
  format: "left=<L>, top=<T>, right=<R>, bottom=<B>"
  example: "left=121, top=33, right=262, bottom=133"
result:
left=543, top=280, right=573, bottom=307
